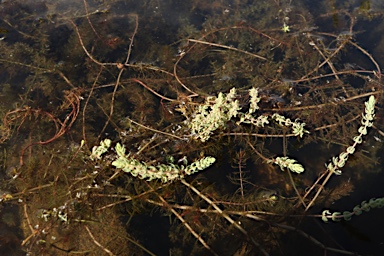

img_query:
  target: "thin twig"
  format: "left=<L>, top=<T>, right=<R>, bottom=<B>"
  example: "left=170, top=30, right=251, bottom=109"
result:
left=188, top=38, right=267, bottom=60
left=85, top=225, right=115, bottom=256
left=181, top=179, right=270, bottom=256
left=98, top=14, right=139, bottom=141
left=145, top=182, right=218, bottom=256
left=246, top=214, right=359, bottom=255
left=131, top=78, right=176, bottom=102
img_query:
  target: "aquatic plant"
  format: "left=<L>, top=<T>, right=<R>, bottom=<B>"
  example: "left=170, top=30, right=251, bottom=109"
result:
left=326, top=96, right=376, bottom=176
left=189, top=87, right=241, bottom=142
left=304, top=95, right=377, bottom=210
left=0, top=0, right=383, bottom=255
left=189, top=87, right=309, bottom=142
left=112, top=142, right=216, bottom=182
left=322, top=197, right=384, bottom=222
left=268, top=156, right=305, bottom=174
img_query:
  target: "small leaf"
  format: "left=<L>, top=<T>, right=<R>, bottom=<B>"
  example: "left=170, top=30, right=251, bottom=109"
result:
left=337, top=158, right=346, bottom=168
left=321, top=210, right=331, bottom=222
left=361, top=201, right=371, bottom=212
left=353, top=206, right=362, bottom=216
left=353, top=136, right=363, bottom=144
left=343, top=211, right=353, bottom=221
left=331, top=212, right=341, bottom=221
left=346, top=146, right=355, bottom=154
left=358, top=126, right=367, bottom=135
left=115, top=143, right=126, bottom=157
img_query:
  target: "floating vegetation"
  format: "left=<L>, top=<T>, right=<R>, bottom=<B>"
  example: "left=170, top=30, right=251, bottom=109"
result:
left=0, top=0, right=384, bottom=255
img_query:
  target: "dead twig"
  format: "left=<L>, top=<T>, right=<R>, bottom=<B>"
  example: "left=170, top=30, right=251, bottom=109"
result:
left=85, top=225, right=115, bottom=256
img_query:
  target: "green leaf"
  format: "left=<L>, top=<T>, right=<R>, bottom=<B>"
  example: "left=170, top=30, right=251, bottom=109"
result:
left=361, top=201, right=371, bottom=212
left=343, top=211, right=353, bottom=221
left=321, top=210, right=331, bottom=222
left=346, top=146, right=355, bottom=154
left=358, top=126, right=367, bottom=135
left=115, top=143, right=126, bottom=157
left=353, top=136, right=362, bottom=144
left=353, top=206, right=362, bottom=215
left=331, top=212, right=341, bottom=221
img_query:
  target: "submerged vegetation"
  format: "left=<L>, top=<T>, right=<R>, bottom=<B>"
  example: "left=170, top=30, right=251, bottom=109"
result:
left=0, top=0, right=384, bottom=255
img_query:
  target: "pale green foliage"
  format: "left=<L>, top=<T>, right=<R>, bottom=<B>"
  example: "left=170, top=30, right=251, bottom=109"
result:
left=238, top=114, right=270, bottom=127
left=89, top=140, right=216, bottom=183
left=237, top=88, right=270, bottom=127
left=271, top=113, right=309, bottom=138
left=326, top=96, right=376, bottom=175
left=190, top=88, right=240, bottom=142
left=90, top=139, right=111, bottom=160
left=190, top=87, right=309, bottom=142
left=248, top=87, right=260, bottom=113
left=268, top=156, right=305, bottom=174
left=112, top=143, right=216, bottom=183
left=320, top=96, right=377, bottom=223
left=322, top=197, right=384, bottom=222
left=189, top=88, right=308, bottom=174
left=89, top=96, right=375, bottom=186
left=281, top=23, right=290, bottom=33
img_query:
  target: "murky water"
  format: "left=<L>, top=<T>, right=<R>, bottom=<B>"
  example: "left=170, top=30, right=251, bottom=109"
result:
left=1, top=0, right=383, bottom=255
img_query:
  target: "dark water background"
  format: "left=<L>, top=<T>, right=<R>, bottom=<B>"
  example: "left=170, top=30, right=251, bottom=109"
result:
left=1, top=0, right=384, bottom=255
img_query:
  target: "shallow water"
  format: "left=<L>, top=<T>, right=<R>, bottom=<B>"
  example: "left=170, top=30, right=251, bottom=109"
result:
left=1, top=0, right=384, bottom=255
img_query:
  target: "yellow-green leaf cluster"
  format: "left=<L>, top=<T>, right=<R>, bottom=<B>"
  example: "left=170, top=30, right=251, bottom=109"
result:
left=322, top=197, right=384, bottom=222
left=326, top=96, right=376, bottom=175
left=112, top=143, right=215, bottom=183
left=269, top=156, right=305, bottom=174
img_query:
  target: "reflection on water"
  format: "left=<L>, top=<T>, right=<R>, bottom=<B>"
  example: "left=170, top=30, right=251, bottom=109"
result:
left=0, top=0, right=384, bottom=255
